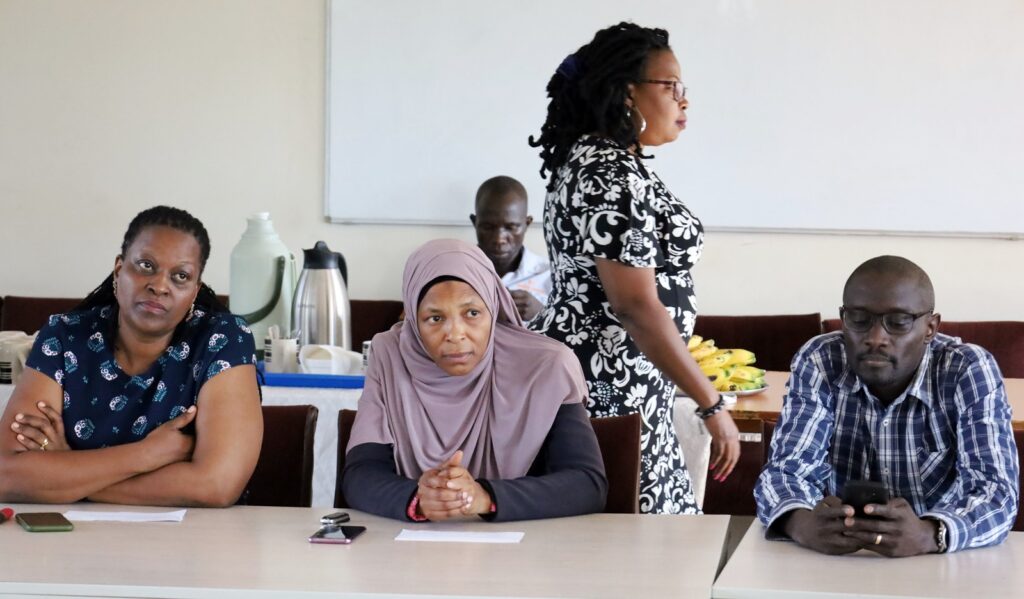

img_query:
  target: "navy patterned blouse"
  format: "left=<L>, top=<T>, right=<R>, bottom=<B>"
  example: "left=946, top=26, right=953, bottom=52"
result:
left=26, top=305, right=257, bottom=450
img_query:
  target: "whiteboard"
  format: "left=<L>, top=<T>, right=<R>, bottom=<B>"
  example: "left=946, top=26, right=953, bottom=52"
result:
left=326, top=0, right=1024, bottom=237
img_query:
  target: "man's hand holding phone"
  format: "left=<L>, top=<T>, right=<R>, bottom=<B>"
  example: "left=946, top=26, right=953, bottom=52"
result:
left=782, top=496, right=863, bottom=555
left=841, top=497, right=940, bottom=557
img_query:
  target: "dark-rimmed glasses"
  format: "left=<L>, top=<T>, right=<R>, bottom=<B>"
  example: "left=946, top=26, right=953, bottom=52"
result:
left=641, top=79, right=687, bottom=102
left=840, top=307, right=933, bottom=335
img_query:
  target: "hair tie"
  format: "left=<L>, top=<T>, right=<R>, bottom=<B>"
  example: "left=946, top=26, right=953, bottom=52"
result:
left=556, top=54, right=581, bottom=81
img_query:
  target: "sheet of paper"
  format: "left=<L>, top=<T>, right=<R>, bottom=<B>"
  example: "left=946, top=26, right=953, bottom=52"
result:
left=395, top=529, right=524, bottom=544
left=63, top=509, right=187, bottom=523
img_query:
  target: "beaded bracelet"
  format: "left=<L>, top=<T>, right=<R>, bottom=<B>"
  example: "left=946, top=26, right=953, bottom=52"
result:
left=694, top=395, right=727, bottom=420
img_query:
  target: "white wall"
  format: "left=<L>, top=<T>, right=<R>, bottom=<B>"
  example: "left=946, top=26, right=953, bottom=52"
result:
left=2, top=0, right=1021, bottom=321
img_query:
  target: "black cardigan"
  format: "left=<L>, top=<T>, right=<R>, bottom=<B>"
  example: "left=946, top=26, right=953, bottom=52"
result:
left=342, top=402, right=608, bottom=522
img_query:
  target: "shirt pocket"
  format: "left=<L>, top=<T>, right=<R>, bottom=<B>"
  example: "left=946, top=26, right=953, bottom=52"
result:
left=915, top=427, right=954, bottom=494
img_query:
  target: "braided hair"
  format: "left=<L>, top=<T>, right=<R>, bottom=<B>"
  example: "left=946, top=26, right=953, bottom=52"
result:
left=75, top=205, right=228, bottom=314
left=528, top=22, right=671, bottom=190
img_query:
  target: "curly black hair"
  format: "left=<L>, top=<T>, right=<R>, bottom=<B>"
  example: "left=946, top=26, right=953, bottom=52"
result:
left=528, top=22, right=671, bottom=190
left=75, top=205, right=227, bottom=314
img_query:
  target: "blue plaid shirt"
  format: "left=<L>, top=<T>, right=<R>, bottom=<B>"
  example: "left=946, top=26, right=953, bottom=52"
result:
left=755, top=332, right=1019, bottom=552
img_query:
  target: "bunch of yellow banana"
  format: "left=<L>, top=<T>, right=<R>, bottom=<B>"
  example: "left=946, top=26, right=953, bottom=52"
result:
left=687, top=336, right=766, bottom=392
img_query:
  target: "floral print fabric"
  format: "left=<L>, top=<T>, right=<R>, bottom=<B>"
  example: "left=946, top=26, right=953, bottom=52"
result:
left=531, top=135, right=704, bottom=514
left=26, top=305, right=256, bottom=450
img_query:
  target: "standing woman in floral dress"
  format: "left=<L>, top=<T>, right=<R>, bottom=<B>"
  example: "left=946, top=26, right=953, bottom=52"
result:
left=529, top=22, right=740, bottom=514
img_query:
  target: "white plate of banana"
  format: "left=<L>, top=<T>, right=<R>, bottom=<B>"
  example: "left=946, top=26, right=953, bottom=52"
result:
left=684, top=335, right=769, bottom=397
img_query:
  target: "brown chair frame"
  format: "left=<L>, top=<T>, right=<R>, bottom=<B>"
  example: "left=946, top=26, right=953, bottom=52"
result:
left=590, top=413, right=642, bottom=514
left=335, top=409, right=358, bottom=508
left=242, top=404, right=318, bottom=507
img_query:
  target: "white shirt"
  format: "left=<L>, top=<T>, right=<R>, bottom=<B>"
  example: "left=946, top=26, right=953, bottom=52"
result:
left=501, top=246, right=552, bottom=305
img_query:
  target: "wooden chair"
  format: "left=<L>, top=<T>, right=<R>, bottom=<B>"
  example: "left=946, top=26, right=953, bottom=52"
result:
left=350, top=299, right=403, bottom=349
left=0, top=296, right=79, bottom=333
left=694, top=313, right=823, bottom=372
left=702, top=418, right=776, bottom=516
left=0, top=294, right=231, bottom=334
left=241, top=405, right=318, bottom=507
left=334, top=409, right=359, bottom=508
left=590, top=413, right=642, bottom=514
left=823, top=318, right=1024, bottom=377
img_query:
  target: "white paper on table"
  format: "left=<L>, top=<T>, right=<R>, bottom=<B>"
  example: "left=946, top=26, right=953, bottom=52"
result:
left=63, top=509, right=187, bottom=523
left=395, top=529, right=524, bottom=543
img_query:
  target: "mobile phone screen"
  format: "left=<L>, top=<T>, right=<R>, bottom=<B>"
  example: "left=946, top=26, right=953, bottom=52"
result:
left=308, top=525, right=366, bottom=544
left=840, top=481, right=889, bottom=515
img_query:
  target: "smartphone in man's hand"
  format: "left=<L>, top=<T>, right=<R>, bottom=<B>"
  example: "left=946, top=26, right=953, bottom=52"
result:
left=840, top=480, right=890, bottom=516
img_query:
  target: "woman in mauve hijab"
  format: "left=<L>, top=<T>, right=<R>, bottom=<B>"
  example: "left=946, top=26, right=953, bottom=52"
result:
left=342, top=239, right=607, bottom=522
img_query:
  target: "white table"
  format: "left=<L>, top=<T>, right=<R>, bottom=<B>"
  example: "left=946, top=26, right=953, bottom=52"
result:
left=0, top=503, right=731, bottom=598
left=713, top=520, right=1024, bottom=599
left=0, top=384, right=715, bottom=509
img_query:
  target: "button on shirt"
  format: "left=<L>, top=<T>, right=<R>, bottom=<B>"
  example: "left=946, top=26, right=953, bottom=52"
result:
left=501, top=246, right=552, bottom=306
left=755, top=332, right=1019, bottom=552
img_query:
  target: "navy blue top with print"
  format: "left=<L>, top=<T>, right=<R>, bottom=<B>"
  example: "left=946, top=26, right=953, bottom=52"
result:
left=25, top=305, right=257, bottom=450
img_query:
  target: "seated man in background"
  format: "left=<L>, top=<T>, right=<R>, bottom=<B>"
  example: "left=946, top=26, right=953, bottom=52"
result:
left=470, top=175, right=550, bottom=321
left=755, top=255, right=1018, bottom=556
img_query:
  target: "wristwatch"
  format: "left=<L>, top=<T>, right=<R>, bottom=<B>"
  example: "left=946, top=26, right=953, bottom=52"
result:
left=933, top=518, right=948, bottom=553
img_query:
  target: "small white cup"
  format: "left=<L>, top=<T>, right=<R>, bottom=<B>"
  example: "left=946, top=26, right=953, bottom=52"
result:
left=299, top=344, right=362, bottom=375
left=265, top=338, right=299, bottom=374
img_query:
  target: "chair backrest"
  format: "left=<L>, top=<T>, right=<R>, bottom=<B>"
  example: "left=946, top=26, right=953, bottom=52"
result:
left=334, top=409, right=359, bottom=508
left=242, top=405, right=318, bottom=507
left=1, top=296, right=79, bottom=333
left=694, top=313, right=823, bottom=372
left=1, top=294, right=231, bottom=334
left=701, top=418, right=776, bottom=516
left=590, top=413, right=641, bottom=514
left=350, top=299, right=403, bottom=349
left=823, top=318, right=1024, bottom=378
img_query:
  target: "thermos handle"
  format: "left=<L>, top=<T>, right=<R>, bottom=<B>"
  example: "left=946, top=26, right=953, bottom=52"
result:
left=238, top=256, right=287, bottom=325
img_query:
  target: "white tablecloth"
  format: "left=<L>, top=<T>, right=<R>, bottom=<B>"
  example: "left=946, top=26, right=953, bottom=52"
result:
left=0, top=384, right=710, bottom=509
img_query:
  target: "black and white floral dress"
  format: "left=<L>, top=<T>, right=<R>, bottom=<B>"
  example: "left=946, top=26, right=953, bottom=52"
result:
left=531, top=135, right=704, bottom=514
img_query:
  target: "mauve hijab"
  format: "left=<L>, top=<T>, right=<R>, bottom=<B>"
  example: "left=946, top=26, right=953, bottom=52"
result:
left=347, top=239, right=587, bottom=480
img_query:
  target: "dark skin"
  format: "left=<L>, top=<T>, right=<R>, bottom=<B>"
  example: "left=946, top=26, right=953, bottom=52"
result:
left=783, top=267, right=943, bottom=557
left=470, top=191, right=543, bottom=321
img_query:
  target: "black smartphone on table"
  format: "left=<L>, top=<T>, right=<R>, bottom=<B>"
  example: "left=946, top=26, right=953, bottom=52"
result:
left=840, top=480, right=889, bottom=515
left=16, top=512, right=74, bottom=532
left=308, top=524, right=366, bottom=544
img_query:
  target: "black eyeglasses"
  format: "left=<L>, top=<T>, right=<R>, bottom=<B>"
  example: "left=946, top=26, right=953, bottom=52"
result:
left=840, top=307, right=933, bottom=335
left=640, top=79, right=687, bottom=102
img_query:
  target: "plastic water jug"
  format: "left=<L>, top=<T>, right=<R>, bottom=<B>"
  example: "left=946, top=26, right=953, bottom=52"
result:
left=292, top=241, right=351, bottom=350
left=229, top=213, right=298, bottom=356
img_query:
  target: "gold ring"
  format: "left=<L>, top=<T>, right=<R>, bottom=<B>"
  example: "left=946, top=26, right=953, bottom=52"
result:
left=874, top=533, right=883, bottom=545
left=40, top=437, right=50, bottom=450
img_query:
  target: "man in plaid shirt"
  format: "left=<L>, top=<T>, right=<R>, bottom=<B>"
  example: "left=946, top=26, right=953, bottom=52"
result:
left=755, top=256, right=1019, bottom=556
